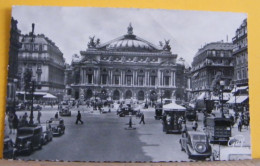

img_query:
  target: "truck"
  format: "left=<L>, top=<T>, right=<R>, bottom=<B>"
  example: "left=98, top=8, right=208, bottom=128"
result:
left=205, top=117, right=232, bottom=144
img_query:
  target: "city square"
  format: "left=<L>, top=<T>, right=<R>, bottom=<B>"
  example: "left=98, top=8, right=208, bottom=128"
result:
left=4, top=7, right=250, bottom=162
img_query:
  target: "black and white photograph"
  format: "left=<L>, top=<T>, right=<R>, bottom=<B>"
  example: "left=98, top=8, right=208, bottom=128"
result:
left=4, top=6, right=250, bottom=162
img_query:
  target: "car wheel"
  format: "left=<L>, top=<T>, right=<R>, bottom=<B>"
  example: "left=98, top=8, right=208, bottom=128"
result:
left=28, top=145, right=33, bottom=155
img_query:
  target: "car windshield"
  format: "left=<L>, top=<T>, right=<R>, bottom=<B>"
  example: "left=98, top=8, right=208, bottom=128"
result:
left=192, top=134, right=206, bottom=141
left=215, top=121, right=231, bottom=126
left=17, top=129, right=33, bottom=135
left=50, top=120, right=60, bottom=125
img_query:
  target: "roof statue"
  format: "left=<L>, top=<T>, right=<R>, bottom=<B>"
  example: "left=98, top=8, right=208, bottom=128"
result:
left=88, top=36, right=100, bottom=48
left=127, top=23, right=133, bottom=35
left=159, top=39, right=171, bottom=51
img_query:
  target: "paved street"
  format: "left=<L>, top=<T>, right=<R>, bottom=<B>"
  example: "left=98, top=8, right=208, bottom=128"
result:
left=4, top=105, right=251, bottom=162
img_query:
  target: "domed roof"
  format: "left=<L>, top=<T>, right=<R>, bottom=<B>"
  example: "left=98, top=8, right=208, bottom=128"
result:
left=98, top=24, right=161, bottom=52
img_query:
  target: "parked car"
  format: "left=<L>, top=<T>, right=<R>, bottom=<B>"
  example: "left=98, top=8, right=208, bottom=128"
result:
left=41, top=124, right=53, bottom=144
left=180, top=131, right=212, bottom=160
left=33, top=104, right=42, bottom=111
left=3, top=137, right=15, bottom=159
left=15, top=125, right=43, bottom=155
left=59, top=107, right=71, bottom=116
left=47, top=118, right=65, bottom=136
left=185, top=106, right=198, bottom=121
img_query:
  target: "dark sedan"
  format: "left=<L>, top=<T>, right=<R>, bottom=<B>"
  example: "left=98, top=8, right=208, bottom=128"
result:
left=180, top=131, right=212, bottom=160
left=47, top=118, right=65, bottom=136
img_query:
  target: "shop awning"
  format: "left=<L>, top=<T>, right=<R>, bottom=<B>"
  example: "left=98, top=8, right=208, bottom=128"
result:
left=211, top=92, right=231, bottom=101
left=197, top=92, right=206, bottom=100
left=16, top=91, right=47, bottom=96
left=192, top=72, right=199, bottom=78
left=227, top=95, right=248, bottom=104
left=43, top=93, right=57, bottom=99
left=163, top=102, right=186, bottom=111
left=231, top=86, right=248, bottom=93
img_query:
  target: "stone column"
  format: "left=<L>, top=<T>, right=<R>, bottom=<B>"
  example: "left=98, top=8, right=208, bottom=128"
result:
left=171, top=71, right=173, bottom=87
left=157, top=70, right=160, bottom=86
left=148, top=71, right=150, bottom=86
left=173, top=71, right=176, bottom=87
left=110, top=70, right=113, bottom=85
left=161, top=71, right=164, bottom=86
left=120, top=71, right=123, bottom=85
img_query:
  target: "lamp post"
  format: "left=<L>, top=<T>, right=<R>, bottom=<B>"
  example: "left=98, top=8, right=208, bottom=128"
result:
left=234, top=85, right=237, bottom=112
left=13, top=78, right=18, bottom=113
left=29, top=77, right=36, bottom=125
left=219, top=80, right=225, bottom=118
left=93, top=87, right=97, bottom=110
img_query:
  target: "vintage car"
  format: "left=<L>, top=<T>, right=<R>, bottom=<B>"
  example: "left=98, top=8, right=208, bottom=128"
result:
left=185, top=106, right=198, bottom=121
left=3, top=137, right=15, bottom=159
left=154, top=103, right=163, bottom=120
left=47, top=118, right=65, bottom=136
left=15, top=126, right=43, bottom=155
left=59, top=107, right=71, bottom=116
left=117, top=105, right=137, bottom=117
left=41, top=124, right=53, bottom=144
left=180, top=131, right=212, bottom=160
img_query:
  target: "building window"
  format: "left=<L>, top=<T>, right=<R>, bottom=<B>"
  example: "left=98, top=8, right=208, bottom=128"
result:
left=25, top=44, right=31, bottom=51
left=114, top=75, right=120, bottom=85
left=126, top=76, right=132, bottom=85
left=43, top=45, right=48, bottom=51
left=34, top=44, right=39, bottom=51
left=101, top=75, right=107, bottom=84
left=150, top=76, right=156, bottom=86
left=164, top=76, right=170, bottom=86
left=138, top=76, right=144, bottom=86
left=88, top=74, right=93, bottom=84
left=237, top=71, right=240, bottom=80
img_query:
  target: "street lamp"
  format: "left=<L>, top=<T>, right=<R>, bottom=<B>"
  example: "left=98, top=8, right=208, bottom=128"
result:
left=29, top=76, right=36, bottom=125
left=234, top=85, right=237, bottom=112
left=13, top=78, right=18, bottom=113
left=219, top=80, right=225, bottom=118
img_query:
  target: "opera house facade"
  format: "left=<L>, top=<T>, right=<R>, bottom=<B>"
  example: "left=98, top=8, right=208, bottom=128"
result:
left=69, top=24, right=186, bottom=102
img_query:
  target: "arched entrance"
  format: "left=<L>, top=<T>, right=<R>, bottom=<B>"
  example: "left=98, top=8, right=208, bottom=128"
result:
left=85, top=89, right=93, bottom=100
left=163, top=90, right=172, bottom=99
left=100, top=89, right=108, bottom=100
left=137, top=91, right=145, bottom=100
left=125, top=90, right=132, bottom=99
left=113, top=90, right=120, bottom=100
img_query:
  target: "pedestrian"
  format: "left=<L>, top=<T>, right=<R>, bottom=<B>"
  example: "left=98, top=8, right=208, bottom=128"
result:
left=192, top=120, right=198, bottom=131
left=75, top=111, right=83, bottom=124
left=22, top=112, right=28, bottom=125
left=181, top=121, right=187, bottom=137
left=238, top=119, right=242, bottom=132
left=12, top=113, right=18, bottom=134
left=55, top=112, right=59, bottom=119
left=139, top=113, right=145, bottom=124
left=37, top=110, right=42, bottom=124
left=229, top=114, right=235, bottom=127
left=129, top=112, right=132, bottom=128
left=8, top=112, right=14, bottom=134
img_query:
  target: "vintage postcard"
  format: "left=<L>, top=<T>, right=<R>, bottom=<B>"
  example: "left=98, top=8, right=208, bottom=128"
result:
left=4, top=6, right=250, bottom=162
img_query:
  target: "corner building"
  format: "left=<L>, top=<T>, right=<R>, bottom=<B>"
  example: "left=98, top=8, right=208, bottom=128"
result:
left=70, top=24, right=185, bottom=101
left=18, top=24, right=65, bottom=99
left=232, top=19, right=248, bottom=86
left=190, top=42, right=234, bottom=99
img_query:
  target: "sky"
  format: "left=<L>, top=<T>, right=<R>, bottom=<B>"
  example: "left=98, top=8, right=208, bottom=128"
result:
left=12, top=6, right=247, bottom=65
